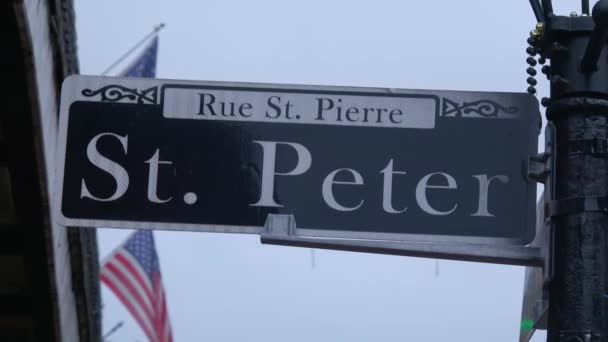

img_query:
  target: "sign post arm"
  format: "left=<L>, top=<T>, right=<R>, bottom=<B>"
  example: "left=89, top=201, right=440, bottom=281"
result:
left=260, top=234, right=544, bottom=267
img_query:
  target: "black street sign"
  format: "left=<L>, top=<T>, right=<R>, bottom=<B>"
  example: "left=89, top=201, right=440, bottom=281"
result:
left=55, top=75, right=540, bottom=245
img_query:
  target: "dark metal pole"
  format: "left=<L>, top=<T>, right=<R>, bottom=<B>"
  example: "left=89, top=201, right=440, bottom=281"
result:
left=536, top=1, right=608, bottom=341
left=583, top=0, right=590, bottom=15
left=542, top=0, right=554, bottom=17
left=581, top=5, right=608, bottom=72
left=530, top=0, right=545, bottom=22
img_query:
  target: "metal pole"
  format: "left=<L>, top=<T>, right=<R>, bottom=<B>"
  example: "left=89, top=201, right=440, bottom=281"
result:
left=102, top=321, right=124, bottom=340
left=530, top=0, right=545, bottom=22
left=582, top=0, right=590, bottom=15
left=542, top=0, right=554, bottom=17
left=535, top=1, right=608, bottom=340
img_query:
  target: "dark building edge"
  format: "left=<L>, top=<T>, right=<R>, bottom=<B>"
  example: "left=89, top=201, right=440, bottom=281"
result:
left=50, top=2, right=103, bottom=339
left=7, top=0, right=102, bottom=341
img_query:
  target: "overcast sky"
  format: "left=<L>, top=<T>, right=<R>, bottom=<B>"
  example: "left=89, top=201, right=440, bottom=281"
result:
left=72, top=1, right=586, bottom=341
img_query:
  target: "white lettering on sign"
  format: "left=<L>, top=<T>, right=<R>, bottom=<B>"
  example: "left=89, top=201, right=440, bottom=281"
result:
left=145, top=149, right=173, bottom=204
left=415, top=173, right=458, bottom=216
left=246, top=139, right=510, bottom=216
left=80, top=132, right=130, bottom=202
left=249, top=141, right=312, bottom=207
left=322, top=169, right=365, bottom=212
left=78, top=135, right=510, bottom=218
left=471, top=174, right=510, bottom=217
left=380, top=159, right=408, bottom=214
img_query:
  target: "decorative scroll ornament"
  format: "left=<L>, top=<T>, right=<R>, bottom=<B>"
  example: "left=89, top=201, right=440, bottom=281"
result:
left=442, top=98, right=518, bottom=118
left=81, top=85, right=158, bottom=104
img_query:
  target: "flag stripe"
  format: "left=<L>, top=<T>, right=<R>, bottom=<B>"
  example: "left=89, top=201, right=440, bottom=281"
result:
left=155, top=274, right=171, bottom=341
left=153, top=274, right=162, bottom=340
left=101, top=272, right=157, bottom=342
left=115, top=250, right=155, bottom=299
left=160, top=289, right=170, bottom=341
left=102, top=260, right=155, bottom=322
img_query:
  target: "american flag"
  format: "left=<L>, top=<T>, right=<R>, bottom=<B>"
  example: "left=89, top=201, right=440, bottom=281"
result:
left=101, top=230, right=173, bottom=342
left=101, top=33, right=172, bottom=341
left=120, top=35, right=158, bottom=77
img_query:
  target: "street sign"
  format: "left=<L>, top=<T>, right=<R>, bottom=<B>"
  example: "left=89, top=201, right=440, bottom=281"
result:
left=55, top=75, right=540, bottom=244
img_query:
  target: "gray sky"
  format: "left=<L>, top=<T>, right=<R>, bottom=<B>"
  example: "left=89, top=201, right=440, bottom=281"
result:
left=73, top=1, right=584, bottom=341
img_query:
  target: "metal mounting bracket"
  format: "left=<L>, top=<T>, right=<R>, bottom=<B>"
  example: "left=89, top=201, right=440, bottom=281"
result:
left=528, top=152, right=551, bottom=183
left=263, top=214, right=297, bottom=237
left=260, top=214, right=543, bottom=267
